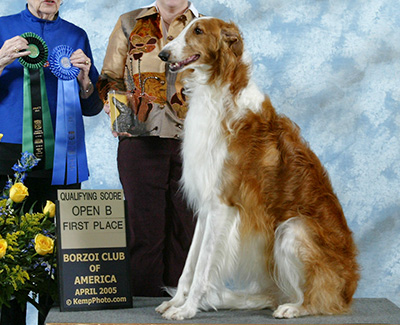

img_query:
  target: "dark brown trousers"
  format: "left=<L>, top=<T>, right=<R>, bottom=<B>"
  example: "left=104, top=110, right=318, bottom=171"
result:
left=117, top=137, right=195, bottom=297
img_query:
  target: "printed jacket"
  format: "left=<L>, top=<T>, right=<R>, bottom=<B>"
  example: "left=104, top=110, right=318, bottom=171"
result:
left=97, top=2, right=200, bottom=139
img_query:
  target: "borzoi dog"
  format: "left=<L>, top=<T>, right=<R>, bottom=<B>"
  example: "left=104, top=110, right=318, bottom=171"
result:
left=157, top=17, right=359, bottom=320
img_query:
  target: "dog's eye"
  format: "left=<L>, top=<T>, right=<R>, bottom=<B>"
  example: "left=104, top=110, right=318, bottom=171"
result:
left=194, top=27, right=203, bottom=35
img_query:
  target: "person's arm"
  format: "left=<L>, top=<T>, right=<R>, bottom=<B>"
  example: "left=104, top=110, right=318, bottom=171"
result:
left=70, top=35, right=103, bottom=116
left=96, top=16, right=129, bottom=103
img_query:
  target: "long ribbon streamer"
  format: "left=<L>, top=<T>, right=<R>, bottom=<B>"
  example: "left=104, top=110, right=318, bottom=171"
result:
left=50, top=45, right=89, bottom=185
left=22, top=66, right=54, bottom=169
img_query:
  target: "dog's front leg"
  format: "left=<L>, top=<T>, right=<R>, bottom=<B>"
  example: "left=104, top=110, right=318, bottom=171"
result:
left=156, top=211, right=207, bottom=314
left=161, top=204, right=230, bottom=320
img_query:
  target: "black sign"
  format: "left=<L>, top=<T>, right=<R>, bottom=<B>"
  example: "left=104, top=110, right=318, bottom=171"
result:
left=56, top=190, right=132, bottom=311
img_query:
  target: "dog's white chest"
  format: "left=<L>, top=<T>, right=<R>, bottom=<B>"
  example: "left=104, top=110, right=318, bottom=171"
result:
left=181, top=86, right=229, bottom=207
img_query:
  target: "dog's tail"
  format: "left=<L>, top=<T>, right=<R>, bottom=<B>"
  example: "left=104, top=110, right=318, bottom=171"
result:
left=162, top=286, right=177, bottom=297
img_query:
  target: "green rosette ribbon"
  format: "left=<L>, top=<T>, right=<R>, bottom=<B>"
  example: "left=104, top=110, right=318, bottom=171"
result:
left=19, top=32, right=54, bottom=170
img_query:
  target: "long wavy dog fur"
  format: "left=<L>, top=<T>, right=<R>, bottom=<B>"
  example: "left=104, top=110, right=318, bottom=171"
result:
left=157, top=17, right=359, bottom=320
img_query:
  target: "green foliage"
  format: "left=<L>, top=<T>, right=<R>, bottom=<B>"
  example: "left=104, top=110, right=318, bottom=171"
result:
left=0, top=152, right=57, bottom=311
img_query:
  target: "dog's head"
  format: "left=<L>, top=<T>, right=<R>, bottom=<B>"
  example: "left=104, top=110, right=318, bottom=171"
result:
left=159, top=17, right=244, bottom=73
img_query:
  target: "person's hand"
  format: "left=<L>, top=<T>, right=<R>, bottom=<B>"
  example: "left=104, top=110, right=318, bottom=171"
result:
left=0, top=36, right=30, bottom=74
left=70, top=48, right=91, bottom=79
left=103, top=102, right=111, bottom=115
left=70, top=49, right=93, bottom=97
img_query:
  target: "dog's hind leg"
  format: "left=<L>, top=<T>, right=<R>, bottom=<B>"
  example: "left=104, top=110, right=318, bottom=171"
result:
left=207, top=231, right=277, bottom=311
left=160, top=203, right=236, bottom=320
left=272, top=218, right=310, bottom=319
left=156, top=211, right=207, bottom=314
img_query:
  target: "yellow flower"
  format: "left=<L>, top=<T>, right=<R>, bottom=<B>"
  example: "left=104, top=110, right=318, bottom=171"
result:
left=9, top=182, right=29, bottom=203
left=34, top=234, right=54, bottom=256
left=0, top=238, right=7, bottom=258
left=0, top=133, right=3, bottom=141
left=43, top=200, right=56, bottom=218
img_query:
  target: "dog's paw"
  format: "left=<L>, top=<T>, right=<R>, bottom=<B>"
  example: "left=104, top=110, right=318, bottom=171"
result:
left=273, top=304, right=306, bottom=319
left=156, top=300, right=173, bottom=314
left=161, top=305, right=197, bottom=320
left=156, top=292, right=187, bottom=314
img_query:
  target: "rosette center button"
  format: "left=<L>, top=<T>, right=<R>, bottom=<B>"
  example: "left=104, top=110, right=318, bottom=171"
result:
left=28, top=44, right=39, bottom=58
left=61, top=57, right=71, bottom=69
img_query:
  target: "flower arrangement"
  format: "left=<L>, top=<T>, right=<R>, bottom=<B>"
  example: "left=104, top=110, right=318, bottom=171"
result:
left=0, top=151, right=58, bottom=312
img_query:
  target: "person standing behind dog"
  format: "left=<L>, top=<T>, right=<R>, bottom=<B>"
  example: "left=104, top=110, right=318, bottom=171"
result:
left=97, top=0, right=201, bottom=296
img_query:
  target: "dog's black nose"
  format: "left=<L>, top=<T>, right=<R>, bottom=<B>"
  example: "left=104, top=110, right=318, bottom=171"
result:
left=158, top=50, right=170, bottom=62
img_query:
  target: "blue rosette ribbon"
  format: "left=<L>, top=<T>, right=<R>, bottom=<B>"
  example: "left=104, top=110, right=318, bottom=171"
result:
left=49, top=45, right=89, bottom=185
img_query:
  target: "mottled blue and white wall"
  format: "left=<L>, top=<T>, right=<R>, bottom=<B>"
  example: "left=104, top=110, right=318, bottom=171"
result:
left=1, top=0, right=399, bottom=308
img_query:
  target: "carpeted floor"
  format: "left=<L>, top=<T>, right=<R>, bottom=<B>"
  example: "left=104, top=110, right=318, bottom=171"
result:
left=45, top=297, right=400, bottom=324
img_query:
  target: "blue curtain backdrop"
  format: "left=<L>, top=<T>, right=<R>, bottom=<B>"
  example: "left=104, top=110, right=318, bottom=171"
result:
left=1, top=0, right=399, bottom=308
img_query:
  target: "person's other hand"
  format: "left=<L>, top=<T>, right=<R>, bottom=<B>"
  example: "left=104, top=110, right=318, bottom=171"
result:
left=71, top=49, right=93, bottom=97
left=0, top=36, right=30, bottom=74
left=70, top=48, right=91, bottom=79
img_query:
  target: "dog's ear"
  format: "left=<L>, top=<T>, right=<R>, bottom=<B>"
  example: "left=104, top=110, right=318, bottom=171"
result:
left=221, top=23, right=243, bottom=57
